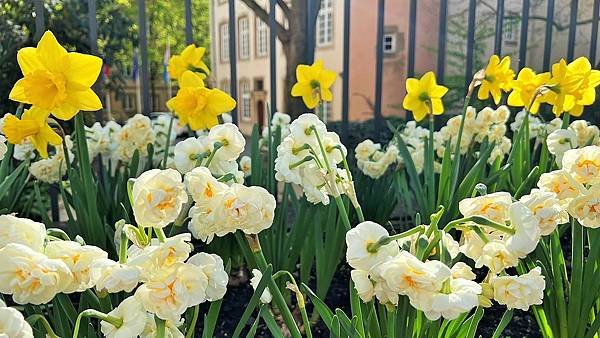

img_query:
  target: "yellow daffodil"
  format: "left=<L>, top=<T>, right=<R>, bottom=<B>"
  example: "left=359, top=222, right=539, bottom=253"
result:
left=507, top=68, right=551, bottom=114
left=9, top=31, right=103, bottom=120
left=402, top=71, right=448, bottom=122
left=168, top=44, right=210, bottom=80
left=3, top=107, right=62, bottom=158
left=291, top=59, right=337, bottom=109
left=166, top=71, right=236, bottom=130
left=478, top=55, right=515, bottom=104
left=540, top=57, right=600, bottom=117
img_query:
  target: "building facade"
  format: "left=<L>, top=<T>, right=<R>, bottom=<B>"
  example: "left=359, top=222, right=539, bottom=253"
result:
left=209, top=0, right=440, bottom=135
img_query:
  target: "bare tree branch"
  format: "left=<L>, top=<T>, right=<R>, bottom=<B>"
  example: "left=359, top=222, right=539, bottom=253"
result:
left=240, top=0, right=290, bottom=42
left=276, top=0, right=291, bottom=18
left=479, top=0, right=597, bottom=31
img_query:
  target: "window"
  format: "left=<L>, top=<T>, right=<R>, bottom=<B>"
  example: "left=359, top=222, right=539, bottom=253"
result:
left=383, top=33, right=396, bottom=54
left=220, top=23, right=229, bottom=62
left=317, top=100, right=333, bottom=122
left=503, top=13, right=519, bottom=44
left=254, top=78, right=264, bottom=91
left=152, top=94, right=161, bottom=111
left=238, top=17, right=250, bottom=60
left=240, top=80, right=251, bottom=120
left=317, top=0, right=333, bottom=46
left=256, top=18, right=268, bottom=57
left=220, top=79, right=231, bottom=94
left=123, top=94, right=135, bottom=112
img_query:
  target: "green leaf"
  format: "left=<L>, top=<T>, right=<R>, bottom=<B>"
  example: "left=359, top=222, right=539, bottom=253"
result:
left=232, top=264, right=273, bottom=338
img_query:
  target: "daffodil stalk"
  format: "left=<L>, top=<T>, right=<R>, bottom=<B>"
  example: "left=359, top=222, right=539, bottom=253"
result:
left=245, top=234, right=303, bottom=338
left=367, top=225, right=427, bottom=253
left=73, top=309, right=123, bottom=338
left=155, top=316, right=166, bottom=338
left=273, top=270, right=312, bottom=338
left=26, top=314, right=59, bottom=338
left=161, top=114, right=175, bottom=169
left=310, top=125, right=352, bottom=231
left=204, top=142, right=223, bottom=167
left=443, top=215, right=515, bottom=235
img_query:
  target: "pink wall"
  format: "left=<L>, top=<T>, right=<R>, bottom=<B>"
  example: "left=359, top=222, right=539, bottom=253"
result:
left=349, top=0, right=440, bottom=121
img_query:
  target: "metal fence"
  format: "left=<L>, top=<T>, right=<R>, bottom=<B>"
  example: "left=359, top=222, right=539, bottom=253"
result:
left=32, top=0, right=600, bottom=142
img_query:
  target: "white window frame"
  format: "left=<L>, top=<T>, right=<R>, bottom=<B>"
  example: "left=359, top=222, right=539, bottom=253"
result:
left=256, top=18, right=268, bottom=57
left=238, top=17, right=250, bottom=60
left=220, top=23, right=229, bottom=62
left=240, top=80, right=251, bottom=120
left=383, top=33, right=396, bottom=54
left=123, top=94, right=135, bottom=111
left=220, top=79, right=231, bottom=94
left=316, top=0, right=333, bottom=46
left=503, top=12, right=519, bottom=43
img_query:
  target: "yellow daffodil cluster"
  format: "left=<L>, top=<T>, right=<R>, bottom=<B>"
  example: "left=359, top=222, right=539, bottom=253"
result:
left=402, top=71, right=448, bottom=122
left=167, top=45, right=236, bottom=131
left=291, top=59, right=337, bottom=109
left=5, top=31, right=103, bottom=157
left=402, top=55, right=600, bottom=121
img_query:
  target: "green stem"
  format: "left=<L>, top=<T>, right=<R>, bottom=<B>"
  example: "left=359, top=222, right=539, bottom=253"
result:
left=447, top=95, right=472, bottom=206
left=368, top=225, right=426, bottom=253
left=26, top=314, right=59, bottom=338
left=204, top=142, right=223, bottom=167
left=73, top=309, right=122, bottom=338
left=155, top=228, right=167, bottom=242
left=443, top=215, right=515, bottom=235
left=550, top=231, right=569, bottom=338
left=119, top=227, right=128, bottom=264
left=334, top=196, right=352, bottom=231
left=161, top=114, right=174, bottom=169
left=185, top=305, right=200, bottom=338
left=273, top=270, right=312, bottom=338
left=246, top=235, right=302, bottom=338
left=155, top=316, right=166, bottom=338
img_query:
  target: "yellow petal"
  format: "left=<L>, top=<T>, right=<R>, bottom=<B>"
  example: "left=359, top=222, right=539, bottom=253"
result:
left=412, top=105, right=427, bottom=122
left=302, top=93, right=319, bottom=109
left=321, top=88, right=333, bottom=101
left=507, top=91, right=523, bottom=107
left=52, top=102, right=81, bottom=121
left=431, top=98, right=444, bottom=114
left=36, top=31, right=68, bottom=73
left=65, top=52, right=103, bottom=87
left=206, top=89, right=237, bottom=114
left=180, top=71, right=205, bottom=88
left=296, top=64, right=312, bottom=84
left=569, top=104, right=584, bottom=117
left=291, top=83, right=310, bottom=97
left=8, top=78, right=31, bottom=103
left=319, top=69, right=337, bottom=89
left=17, top=47, right=44, bottom=74
left=406, top=78, right=420, bottom=93
left=66, top=86, right=103, bottom=111
left=431, top=85, right=448, bottom=98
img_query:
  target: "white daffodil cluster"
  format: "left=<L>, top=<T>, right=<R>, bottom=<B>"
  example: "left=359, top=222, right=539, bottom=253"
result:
left=345, top=221, right=482, bottom=320
left=546, top=119, right=600, bottom=167
left=0, top=214, right=106, bottom=304
left=260, top=112, right=292, bottom=150
left=28, top=135, right=74, bottom=183
left=355, top=139, right=399, bottom=179
left=173, top=122, right=246, bottom=182
left=540, top=145, right=600, bottom=228
left=185, top=167, right=276, bottom=243
left=85, top=114, right=187, bottom=167
left=435, top=106, right=512, bottom=164
left=346, top=187, right=553, bottom=318
left=275, top=113, right=356, bottom=206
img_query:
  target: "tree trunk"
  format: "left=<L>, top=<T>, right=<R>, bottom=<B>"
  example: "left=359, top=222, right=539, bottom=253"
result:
left=282, top=0, right=312, bottom=118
